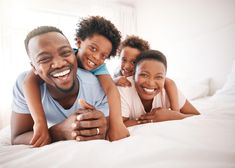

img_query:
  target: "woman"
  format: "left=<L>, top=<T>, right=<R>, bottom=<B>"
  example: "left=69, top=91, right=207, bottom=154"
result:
left=118, top=50, right=200, bottom=127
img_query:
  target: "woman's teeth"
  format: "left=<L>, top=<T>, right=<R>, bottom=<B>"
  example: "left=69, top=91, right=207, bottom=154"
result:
left=52, top=69, right=70, bottom=77
left=143, top=88, right=155, bottom=93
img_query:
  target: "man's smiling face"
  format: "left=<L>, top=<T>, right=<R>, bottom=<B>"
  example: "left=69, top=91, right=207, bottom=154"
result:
left=28, top=32, right=77, bottom=93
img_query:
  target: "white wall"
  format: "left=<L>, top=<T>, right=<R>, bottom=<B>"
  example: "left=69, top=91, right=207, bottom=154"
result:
left=135, top=0, right=235, bottom=94
left=0, top=0, right=136, bottom=129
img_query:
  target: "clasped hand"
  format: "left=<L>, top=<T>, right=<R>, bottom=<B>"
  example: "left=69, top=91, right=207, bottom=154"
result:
left=137, top=107, right=173, bottom=124
left=61, top=100, right=107, bottom=141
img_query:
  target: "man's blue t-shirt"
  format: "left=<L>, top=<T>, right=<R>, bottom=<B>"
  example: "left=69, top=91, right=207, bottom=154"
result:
left=12, top=68, right=109, bottom=127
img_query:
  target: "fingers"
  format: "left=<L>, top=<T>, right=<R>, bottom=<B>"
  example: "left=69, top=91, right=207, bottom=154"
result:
left=78, top=99, right=95, bottom=110
left=71, top=127, right=103, bottom=137
left=75, top=134, right=103, bottom=141
left=139, top=113, right=154, bottom=120
left=30, top=131, right=51, bottom=147
left=73, top=119, right=104, bottom=129
left=76, top=111, right=103, bottom=120
left=30, top=132, right=40, bottom=145
left=31, top=136, right=50, bottom=147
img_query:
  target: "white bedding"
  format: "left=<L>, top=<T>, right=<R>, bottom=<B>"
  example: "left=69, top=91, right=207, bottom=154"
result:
left=0, top=94, right=235, bottom=168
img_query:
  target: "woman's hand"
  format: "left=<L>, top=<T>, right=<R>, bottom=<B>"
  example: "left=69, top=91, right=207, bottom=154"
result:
left=138, top=108, right=185, bottom=123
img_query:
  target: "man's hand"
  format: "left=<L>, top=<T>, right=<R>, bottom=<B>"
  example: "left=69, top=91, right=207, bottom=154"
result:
left=71, top=109, right=107, bottom=141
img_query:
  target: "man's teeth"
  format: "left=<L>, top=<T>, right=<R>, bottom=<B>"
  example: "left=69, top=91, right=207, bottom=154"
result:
left=52, top=69, right=70, bottom=77
left=143, top=88, right=155, bottom=93
left=88, top=60, right=95, bottom=66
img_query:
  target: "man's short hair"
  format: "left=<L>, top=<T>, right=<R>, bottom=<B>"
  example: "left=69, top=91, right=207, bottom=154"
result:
left=75, top=16, right=121, bottom=58
left=24, top=26, right=64, bottom=54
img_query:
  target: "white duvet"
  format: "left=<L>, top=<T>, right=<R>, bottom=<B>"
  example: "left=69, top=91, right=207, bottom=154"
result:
left=0, top=94, right=235, bottom=168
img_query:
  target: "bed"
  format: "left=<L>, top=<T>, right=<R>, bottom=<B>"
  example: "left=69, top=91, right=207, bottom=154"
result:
left=1, top=63, right=235, bottom=168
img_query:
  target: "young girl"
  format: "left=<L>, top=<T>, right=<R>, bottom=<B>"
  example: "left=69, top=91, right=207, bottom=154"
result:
left=113, top=35, right=180, bottom=111
left=23, top=16, right=129, bottom=147
left=117, top=50, right=200, bottom=127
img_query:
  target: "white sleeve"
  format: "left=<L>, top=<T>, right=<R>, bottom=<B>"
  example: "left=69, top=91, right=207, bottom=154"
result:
left=118, top=87, right=131, bottom=118
left=178, top=89, right=186, bottom=109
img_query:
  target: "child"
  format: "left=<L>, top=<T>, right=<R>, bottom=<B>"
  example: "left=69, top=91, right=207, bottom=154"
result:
left=23, top=16, right=129, bottom=147
left=113, top=35, right=180, bottom=112
left=117, top=50, right=200, bottom=127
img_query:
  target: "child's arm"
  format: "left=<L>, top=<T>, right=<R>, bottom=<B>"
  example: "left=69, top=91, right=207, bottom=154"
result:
left=164, top=78, right=180, bottom=111
left=23, top=70, right=51, bottom=147
left=97, top=75, right=129, bottom=141
left=113, top=76, right=131, bottom=87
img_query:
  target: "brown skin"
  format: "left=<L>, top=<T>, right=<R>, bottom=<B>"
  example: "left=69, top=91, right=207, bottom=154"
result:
left=11, top=32, right=108, bottom=146
left=21, top=33, right=129, bottom=147
left=123, top=59, right=200, bottom=127
left=114, top=46, right=179, bottom=111
left=76, top=34, right=129, bottom=141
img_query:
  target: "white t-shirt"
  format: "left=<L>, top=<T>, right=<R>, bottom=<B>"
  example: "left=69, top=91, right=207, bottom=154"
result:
left=118, top=77, right=186, bottom=119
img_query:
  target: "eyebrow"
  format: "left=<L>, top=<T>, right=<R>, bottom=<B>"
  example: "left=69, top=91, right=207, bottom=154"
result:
left=90, top=42, right=109, bottom=56
left=36, top=45, right=71, bottom=57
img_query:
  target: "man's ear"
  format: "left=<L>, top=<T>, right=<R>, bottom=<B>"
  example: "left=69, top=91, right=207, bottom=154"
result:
left=76, top=37, right=82, bottom=48
left=30, top=62, right=38, bottom=75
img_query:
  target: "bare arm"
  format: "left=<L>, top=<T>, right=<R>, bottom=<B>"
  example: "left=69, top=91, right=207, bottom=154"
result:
left=139, top=100, right=200, bottom=123
left=123, top=117, right=149, bottom=127
left=97, top=75, right=129, bottom=140
left=11, top=111, right=75, bottom=145
left=11, top=112, right=34, bottom=145
left=164, top=78, right=180, bottom=111
left=23, top=70, right=46, bottom=124
left=180, top=100, right=200, bottom=115
left=113, top=76, right=131, bottom=87
left=22, top=70, right=50, bottom=147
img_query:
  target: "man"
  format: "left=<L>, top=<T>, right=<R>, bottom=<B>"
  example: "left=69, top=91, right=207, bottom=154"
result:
left=11, top=26, right=108, bottom=146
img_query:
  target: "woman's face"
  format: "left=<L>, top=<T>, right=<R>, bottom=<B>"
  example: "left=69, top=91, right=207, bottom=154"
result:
left=134, top=59, right=166, bottom=101
left=120, top=47, right=141, bottom=77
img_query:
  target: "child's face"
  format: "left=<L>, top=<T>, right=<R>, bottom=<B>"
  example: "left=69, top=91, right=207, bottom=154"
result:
left=134, top=59, right=166, bottom=102
left=120, top=47, right=141, bottom=77
left=77, top=34, right=112, bottom=71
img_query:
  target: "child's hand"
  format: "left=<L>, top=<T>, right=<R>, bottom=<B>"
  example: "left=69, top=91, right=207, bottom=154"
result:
left=115, top=76, right=131, bottom=87
left=78, top=99, right=95, bottom=110
left=30, top=122, right=51, bottom=147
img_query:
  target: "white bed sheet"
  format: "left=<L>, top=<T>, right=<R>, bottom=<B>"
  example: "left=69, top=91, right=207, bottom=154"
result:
left=0, top=94, right=235, bottom=168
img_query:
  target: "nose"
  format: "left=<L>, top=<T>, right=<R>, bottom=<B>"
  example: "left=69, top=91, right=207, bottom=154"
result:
left=51, top=56, right=67, bottom=69
left=92, top=53, right=100, bottom=61
left=123, top=62, right=132, bottom=70
left=146, top=78, right=156, bottom=87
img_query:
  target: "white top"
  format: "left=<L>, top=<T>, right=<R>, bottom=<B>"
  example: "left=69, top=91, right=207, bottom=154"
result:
left=118, top=76, right=186, bottom=119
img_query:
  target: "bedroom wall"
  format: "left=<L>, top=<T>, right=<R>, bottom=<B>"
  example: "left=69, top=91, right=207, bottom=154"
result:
left=134, top=0, right=235, bottom=95
left=0, top=0, right=136, bottom=129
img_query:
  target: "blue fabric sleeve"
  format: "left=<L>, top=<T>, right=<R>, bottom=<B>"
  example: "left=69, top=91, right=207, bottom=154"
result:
left=90, top=63, right=109, bottom=76
left=12, top=72, right=30, bottom=114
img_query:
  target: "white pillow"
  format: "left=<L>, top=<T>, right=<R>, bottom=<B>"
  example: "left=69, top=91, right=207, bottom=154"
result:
left=216, top=60, right=235, bottom=95
left=175, top=78, right=210, bottom=100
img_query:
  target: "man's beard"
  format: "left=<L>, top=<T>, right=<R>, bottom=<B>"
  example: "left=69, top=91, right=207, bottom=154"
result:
left=55, top=80, right=76, bottom=93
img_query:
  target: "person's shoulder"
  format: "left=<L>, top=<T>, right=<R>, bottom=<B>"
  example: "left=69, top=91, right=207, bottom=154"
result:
left=117, top=76, right=135, bottom=95
left=15, top=71, right=30, bottom=85
left=77, top=68, right=100, bottom=84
